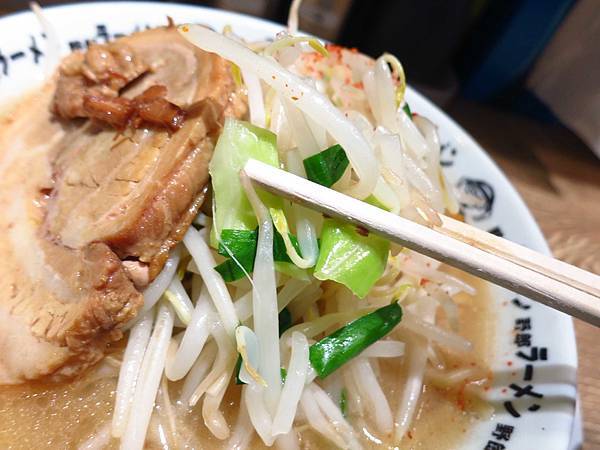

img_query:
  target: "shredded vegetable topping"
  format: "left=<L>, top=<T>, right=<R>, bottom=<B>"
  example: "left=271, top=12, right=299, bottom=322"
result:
left=100, top=14, right=492, bottom=450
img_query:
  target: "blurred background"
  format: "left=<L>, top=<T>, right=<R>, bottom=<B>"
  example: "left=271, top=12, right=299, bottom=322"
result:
left=0, top=1, right=599, bottom=446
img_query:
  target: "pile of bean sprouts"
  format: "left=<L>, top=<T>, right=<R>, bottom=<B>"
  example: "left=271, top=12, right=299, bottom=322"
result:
left=82, top=13, right=489, bottom=450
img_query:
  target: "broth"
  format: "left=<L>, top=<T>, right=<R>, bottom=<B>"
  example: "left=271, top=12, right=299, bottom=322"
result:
left=0, top=275, right=494, bottom=449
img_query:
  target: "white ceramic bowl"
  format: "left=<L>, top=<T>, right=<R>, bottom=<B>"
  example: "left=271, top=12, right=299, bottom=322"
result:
left=0, top=3, right=578, bottom=448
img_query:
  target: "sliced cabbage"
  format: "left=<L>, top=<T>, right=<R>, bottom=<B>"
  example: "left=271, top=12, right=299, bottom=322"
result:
left=210, top=118, right=282, bottom=234
left=366, top=177, right=401, bottom=213
left=314, top=219, right=389, bottom=298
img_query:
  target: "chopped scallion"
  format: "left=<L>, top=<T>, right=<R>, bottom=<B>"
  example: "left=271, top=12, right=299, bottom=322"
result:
left=214, top=226, right=303, bottom=282
left=303, top=144, right=349, bottom=188
left=279, top=307, right=293, bottom=336
left=309, top=302, right=403, bottom=378
left=340, top=387, right=348, bottom=418
left=234, top=355, right=244, bottom=385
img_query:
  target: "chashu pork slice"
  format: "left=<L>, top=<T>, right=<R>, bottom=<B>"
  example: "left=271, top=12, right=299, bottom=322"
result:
left=0, top=26, right=244, bottom=384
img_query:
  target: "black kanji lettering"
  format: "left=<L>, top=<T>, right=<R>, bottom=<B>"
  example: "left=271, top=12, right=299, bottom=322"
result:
left=528, top=404, right=541, bottom=412
left=69, top=41, right=84, bottom=51
left=29, top=36, right=43, bottom=64
left=0, top=50, right=8, bottom=76
left=514, top=318, right=531, bottom=331
left=96, top=24, right=110, bottom=42
left=485, top=441, right=506, bottom=450
left=514, top=333, right=532, bottom=347
left=10, top=51, right=25, bottom=61
left=503, top=401, right=520, bottom=418
left=524, top=364, right=533, bottom=381
left=516, top=347, right=548, bottom=362
left=492, top=423, right=514, bottom=441
left=488, top=226, right=504, bottom=237
left=509, top=383, right=543, bottom=398
left=512, top=298, right=531, bottom=310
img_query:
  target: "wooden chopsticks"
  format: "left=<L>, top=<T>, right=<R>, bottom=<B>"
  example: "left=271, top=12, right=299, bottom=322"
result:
left=243, top=159, right=600, bottom=327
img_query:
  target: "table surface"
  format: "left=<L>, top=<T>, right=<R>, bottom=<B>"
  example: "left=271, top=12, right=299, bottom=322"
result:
left=448, top=100, right=599, bottom=449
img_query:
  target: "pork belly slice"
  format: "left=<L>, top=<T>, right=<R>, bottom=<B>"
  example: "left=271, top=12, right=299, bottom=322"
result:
left=0, top=26, right=245, bottom=384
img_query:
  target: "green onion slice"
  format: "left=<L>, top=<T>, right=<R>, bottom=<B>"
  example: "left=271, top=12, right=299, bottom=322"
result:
left=214, top=226, right=303, bottom=282
left=340, top=387, right=348, bottom=418
left=303, top=144, right=349, bottom=188
left=279, top=307, right=293, bottom=336
left=309, top=302, right=403, bottom=378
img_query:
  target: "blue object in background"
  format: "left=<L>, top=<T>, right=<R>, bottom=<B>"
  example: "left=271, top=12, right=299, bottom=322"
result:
left=460, top=0, right=576, bottom=102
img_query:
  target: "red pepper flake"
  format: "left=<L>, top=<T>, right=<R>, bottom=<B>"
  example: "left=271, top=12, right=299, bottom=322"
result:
left=456, top=383, right=467, bottom=411
left=501, top=388, right=507, bottom=393
left=352, top=81, right=363, bottom=89
left=420, top=278, right=429, bottom=286
left=507, top=361, right=513, bottom=366
left=355, top=225, right=369, bottom=237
